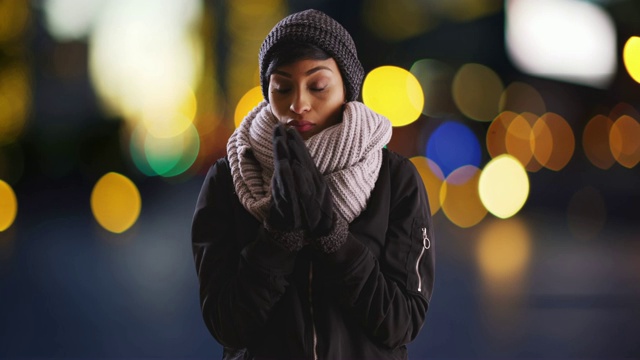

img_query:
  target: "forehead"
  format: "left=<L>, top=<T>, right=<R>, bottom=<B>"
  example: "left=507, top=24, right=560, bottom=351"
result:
left=271, top=58, right=342, bottom=77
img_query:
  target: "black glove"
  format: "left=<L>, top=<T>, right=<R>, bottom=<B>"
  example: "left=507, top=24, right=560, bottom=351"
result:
left=285, top=127, right=335, bottom=237
left=265, top=124, right=304, bottom=251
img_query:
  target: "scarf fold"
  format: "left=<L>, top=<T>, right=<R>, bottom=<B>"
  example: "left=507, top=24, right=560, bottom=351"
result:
left=226, top=100, right=392, bottom=223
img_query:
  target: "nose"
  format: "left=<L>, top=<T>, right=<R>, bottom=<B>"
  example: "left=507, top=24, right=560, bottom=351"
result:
left=290, top=90, right=310, bottom=114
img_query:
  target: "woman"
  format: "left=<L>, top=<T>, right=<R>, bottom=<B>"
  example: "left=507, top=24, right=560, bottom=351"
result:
left=192, top=9, right=435, bottom=360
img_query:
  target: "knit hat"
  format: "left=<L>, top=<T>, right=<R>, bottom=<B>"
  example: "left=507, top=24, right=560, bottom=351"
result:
left=259, top=9, right=364, bottom=102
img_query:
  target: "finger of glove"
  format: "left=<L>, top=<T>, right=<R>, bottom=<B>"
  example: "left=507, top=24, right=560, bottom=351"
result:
left=285, top=127, right=336, bottom=233
left=290, top=159, right=321, bottom=230
left=286, top=128, right=317, bottom=170
left=272, top=122, right=288, bottom=143
left=270, top=170, right=301, bottom=229
left=271, top=146, right=301, bottom=228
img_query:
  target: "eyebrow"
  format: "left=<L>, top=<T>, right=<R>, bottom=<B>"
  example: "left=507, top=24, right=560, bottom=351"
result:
left=272, top=65, right=333, bottom=78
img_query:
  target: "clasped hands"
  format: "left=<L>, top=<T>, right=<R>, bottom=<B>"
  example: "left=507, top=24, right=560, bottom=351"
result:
left=266, top=123, right=340, bottom=252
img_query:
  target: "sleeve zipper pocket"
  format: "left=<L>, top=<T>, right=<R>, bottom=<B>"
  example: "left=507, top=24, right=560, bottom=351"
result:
left=415, top=227, right=430, bottom=292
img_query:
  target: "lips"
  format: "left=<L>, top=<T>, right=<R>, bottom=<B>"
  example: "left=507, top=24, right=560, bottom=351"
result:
left=287, top=120, right=315, bottom=133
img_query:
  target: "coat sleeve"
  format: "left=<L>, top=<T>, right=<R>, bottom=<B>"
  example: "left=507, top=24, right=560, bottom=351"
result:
left=191, top=158, right=298, bottom=349
left=315, top=154, right=435, bottom=349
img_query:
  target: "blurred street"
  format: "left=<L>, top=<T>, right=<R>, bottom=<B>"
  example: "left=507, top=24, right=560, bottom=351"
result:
left=1, top=0, right=640, bottom=358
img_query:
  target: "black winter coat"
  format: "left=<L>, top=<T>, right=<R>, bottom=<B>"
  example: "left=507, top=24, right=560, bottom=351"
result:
left=192, top=148, right=435, bottom=360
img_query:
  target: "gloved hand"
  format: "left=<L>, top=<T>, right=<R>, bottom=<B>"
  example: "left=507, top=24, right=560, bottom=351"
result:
left=285, top=127, right=335, bottom=237
left=265, top=123, right=304, bottom=251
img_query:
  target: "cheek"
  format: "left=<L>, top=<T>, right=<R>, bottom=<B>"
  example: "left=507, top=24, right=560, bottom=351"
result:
left=268, top=96, right=287, bottom=121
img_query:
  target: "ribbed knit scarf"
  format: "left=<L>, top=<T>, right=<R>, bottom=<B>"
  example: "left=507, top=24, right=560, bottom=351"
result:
left=226, top=100, right=392, bottom=223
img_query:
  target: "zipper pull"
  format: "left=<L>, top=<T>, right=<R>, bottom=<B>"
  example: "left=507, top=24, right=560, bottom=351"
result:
left=422, top=227, right=431, bottom=250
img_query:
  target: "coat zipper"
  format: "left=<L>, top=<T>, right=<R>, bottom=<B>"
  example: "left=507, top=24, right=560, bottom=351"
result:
left=416, top=227, right=431, bottom=292
left=309, top=261, right=318, bottom=360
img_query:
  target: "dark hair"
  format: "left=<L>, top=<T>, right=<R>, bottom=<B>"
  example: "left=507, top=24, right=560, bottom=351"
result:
left=265, top=41, right=331, bottom=81
left=259, top=9, right=364, bottom=102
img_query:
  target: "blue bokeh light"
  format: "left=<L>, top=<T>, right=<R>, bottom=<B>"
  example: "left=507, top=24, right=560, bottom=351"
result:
left=426, top=121, right=482, bottom=178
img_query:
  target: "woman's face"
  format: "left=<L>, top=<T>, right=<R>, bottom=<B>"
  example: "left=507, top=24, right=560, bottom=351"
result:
left=268, top=58, right=346, bottom=140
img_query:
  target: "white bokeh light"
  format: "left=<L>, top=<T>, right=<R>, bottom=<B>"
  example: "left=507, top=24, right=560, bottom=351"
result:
left=42, top=0, right=106, bottom=41
left=505, top=0, right=616, bottom=88
left=88, top=0, right=204, bottom=132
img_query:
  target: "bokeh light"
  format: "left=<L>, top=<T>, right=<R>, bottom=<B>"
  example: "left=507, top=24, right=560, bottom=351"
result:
left=479, top=154, right=529, bottom=219
left=505, top=112, right=543, bottom=172
left=623, top=36, right=640, bottom=84
left=504, top=112, right=533, bottom=170
left=533, top=113, right=575, bottom=171
left=410, top=59, right=456, bottom=118
left=452, top=63, right=503, bottom=122
left=235, top=86, right=263, bottom=128
left=145, top=124, right=200, bottom=177
left=609, top=115, right=640, bottom=168
left=362, top=0, right=435, bottom=41
left=487, top=111, right=518, bottom=159
left=476, top=217, right=531, bottom=287
left=0, top=62, right=31, bottom=145
left=426, top=121, right=481, bottom=179
left=440, top=165, right=487, bottom=228
left=410, top=156, right=444, bottom=215
left=506, top=0, right=616, bottom=88
left=363, top=65, right=424, bottom=127
left=0, top=180, right=18, bottom=231
left=499, top=82, right=546, bottom=115
left=583, top=114, right=615, bottom=170
left=567, top=186, right=606, bottom=241
left=0, top=0, right=30, bottom=43
left=42, top=0, right=105, bottom=41
left=130, top=122, right=200, bottom=177
left=89, top=0, right=204, bottom=127
left=431, top=0, right=503, bottom=22
left=226, top=0, right=286, bottom=108
left=141, top=83, right=198, bottom=139
left=91, top=172, right=141, bottom=233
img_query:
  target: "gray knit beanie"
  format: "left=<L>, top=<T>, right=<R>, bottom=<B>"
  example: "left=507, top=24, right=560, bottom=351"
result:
left=259, top=9, right=364, bottom=102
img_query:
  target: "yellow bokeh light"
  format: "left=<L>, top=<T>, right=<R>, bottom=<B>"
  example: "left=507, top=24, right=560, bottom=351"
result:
left=363, top=66, right=424, bottom=127
left=479, top=154, right=529, bottom=219
left=504, top=112, right=544, bottom=172
left=533, top=113, right=575, bottom=171
left=440, top=166, right=487, bottom=228
left=499, top=82, right=546, bottom=115
left=609, top=115, right=640, bottom=168
left=410, top=156, right=444, bottom=215
left=531, top=115, right=553, bottom=168
left=91, top=172, right=141, bottom=233
left=0, top=62, right=31, bottom=145
left=477, top=218, right=531, bottom=287
left=505, top=113, right=534, bottom=169
left=487, top=111, right=518, bottom=159
left=142, top=84, right=198, bottom=139
left=362, top=0, right=435, bottom=41
left=0, top=180, right=18, bottom=231
left=610, top=102, right=640, bottom=120
left=410, top=59, right=456, bottom=118
left=452, top=63, right=503, bottom=122
left=226, top=0, right=286, bottom=110
left=235, top=86, right=263, bottom=128
left=583, top=114, right=615, bottom=170
left=0, top=0, right=30, bottom=42
left=623, top=36, right=640, bottom=84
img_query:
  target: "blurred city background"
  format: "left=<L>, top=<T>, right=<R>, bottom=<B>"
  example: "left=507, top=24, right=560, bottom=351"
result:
left=1, top=0, right=640, bottom=358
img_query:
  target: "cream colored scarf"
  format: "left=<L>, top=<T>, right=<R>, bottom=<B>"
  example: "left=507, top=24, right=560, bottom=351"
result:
left=226, top=100, right=392, bottom=223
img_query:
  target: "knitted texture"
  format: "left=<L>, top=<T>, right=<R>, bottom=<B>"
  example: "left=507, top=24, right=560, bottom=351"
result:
left=226, top=101, right=392, bottom=223
left=313, top=214, right=348, bottom=254
left=259, top=9, right=364, bottom=102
